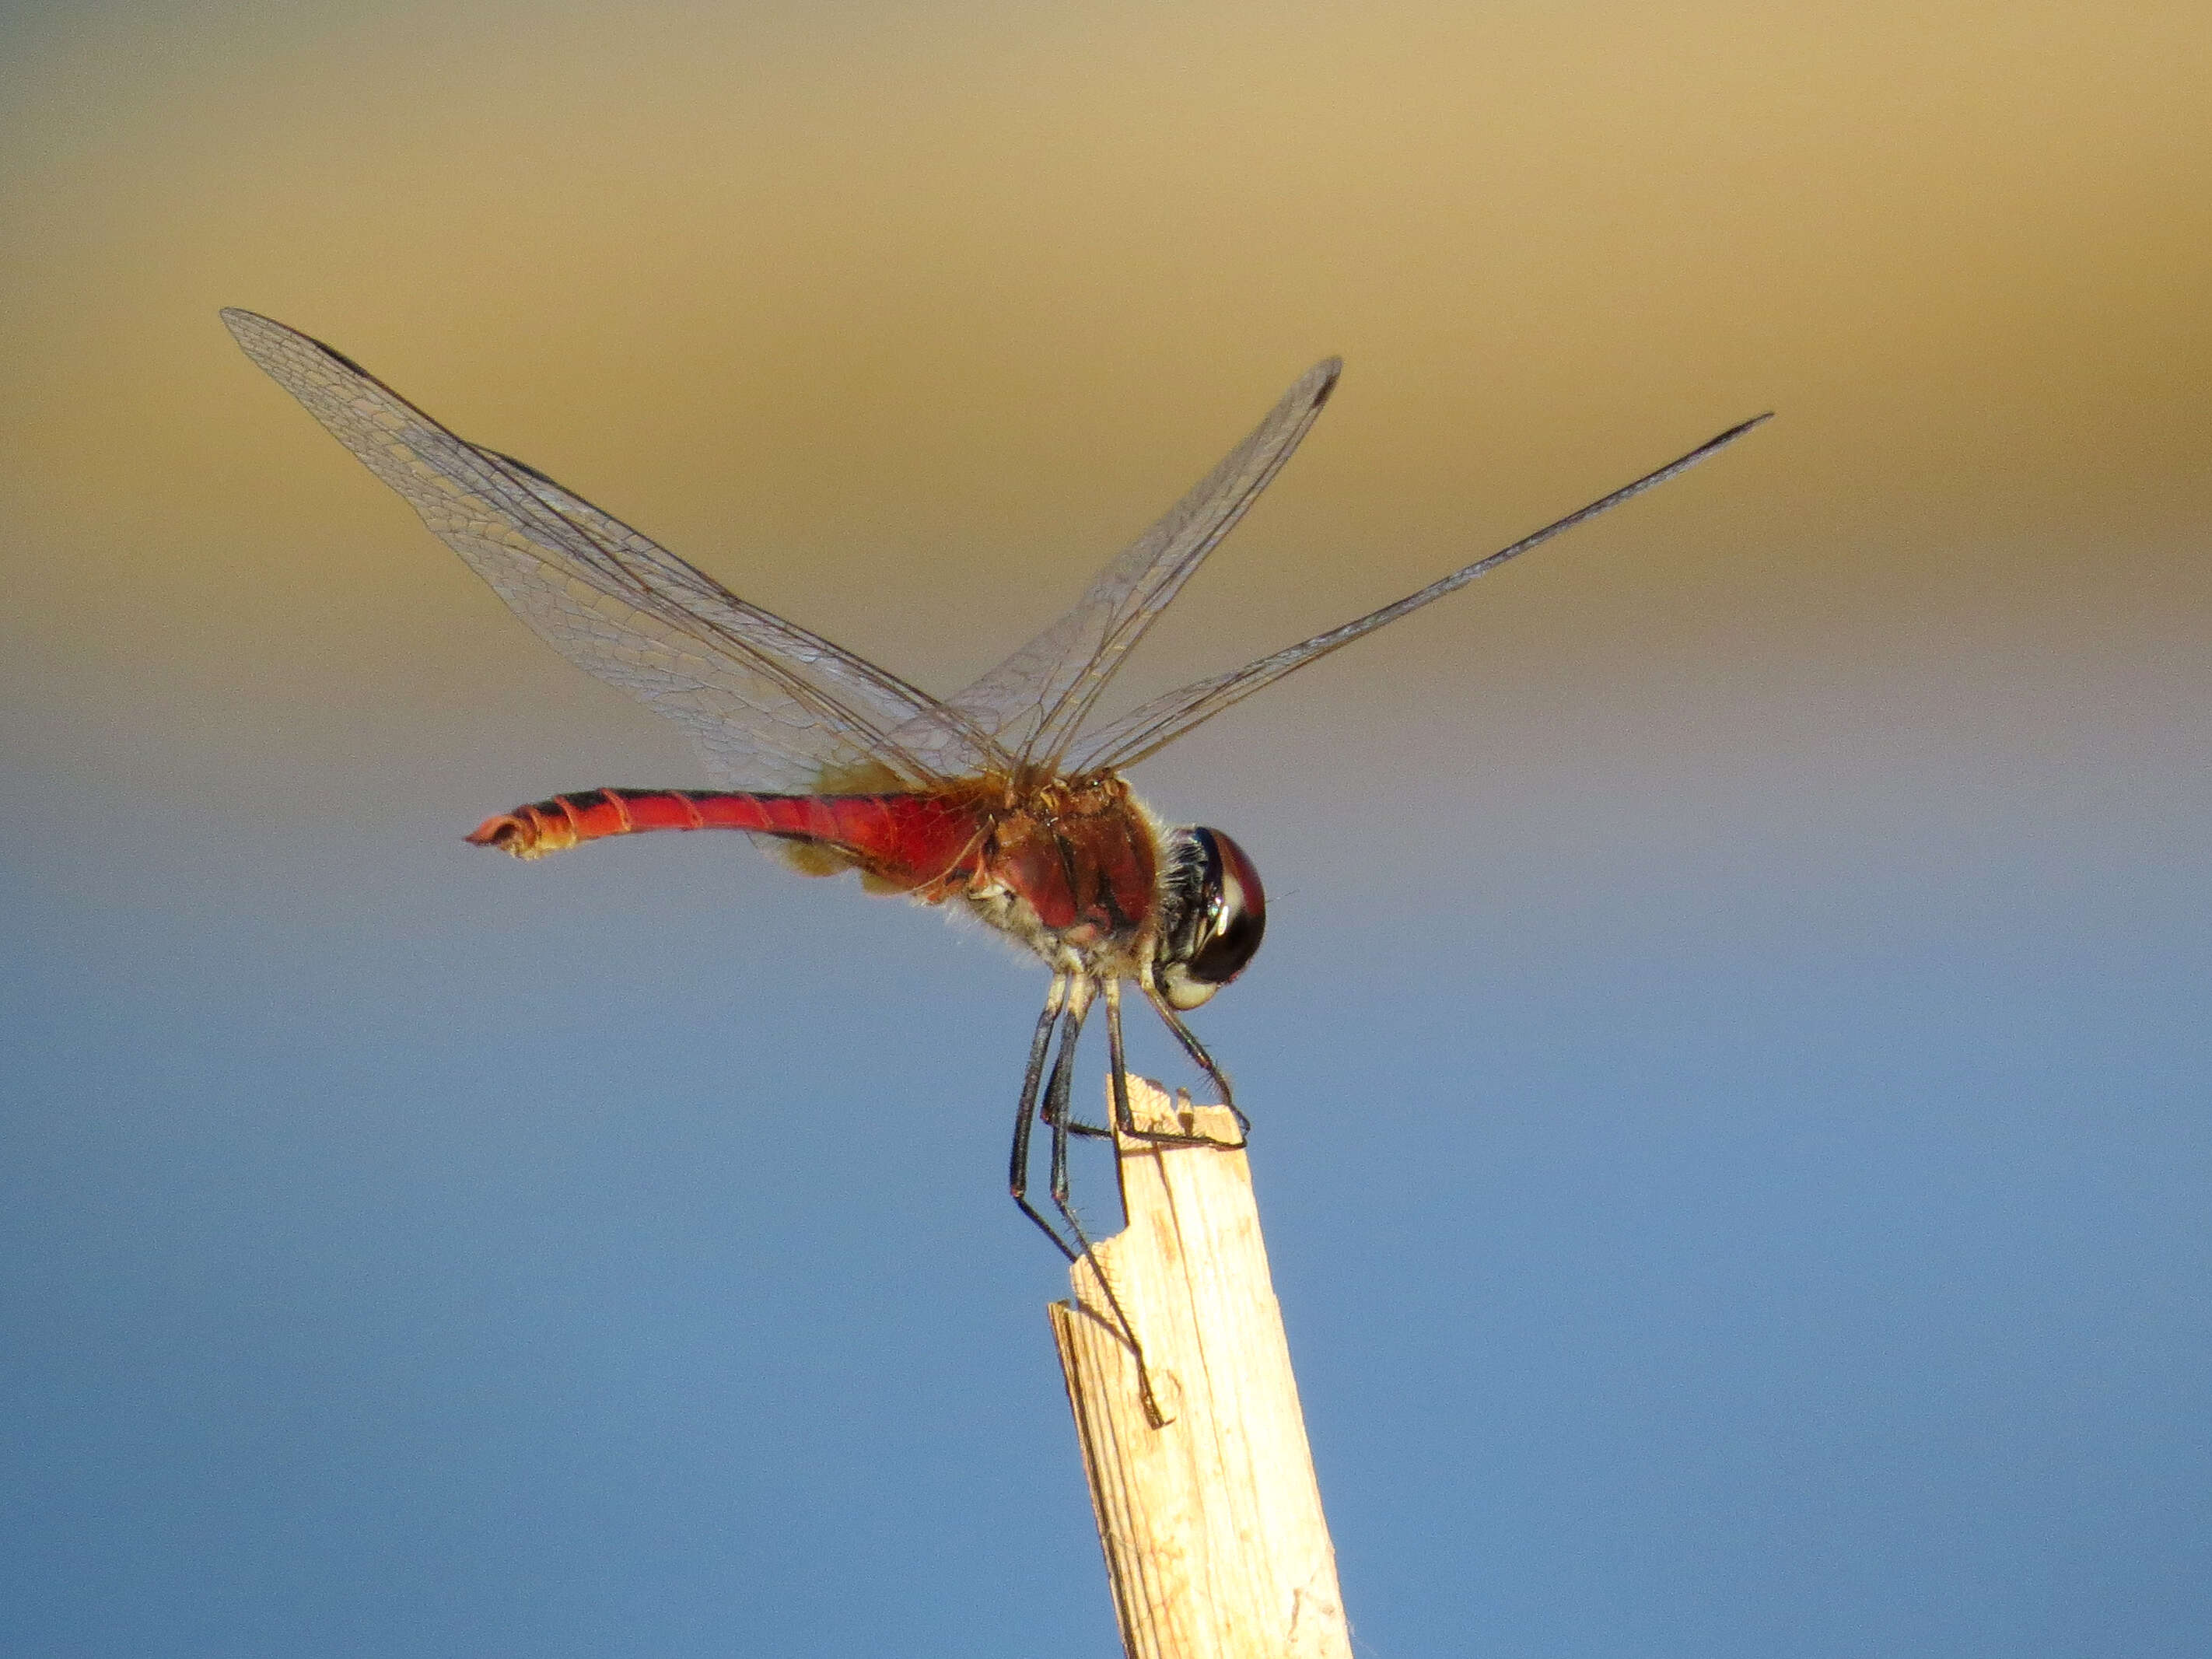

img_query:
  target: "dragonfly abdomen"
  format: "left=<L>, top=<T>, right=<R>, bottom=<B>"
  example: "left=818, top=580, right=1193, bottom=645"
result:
left=465, top=786, right=990, bottom=896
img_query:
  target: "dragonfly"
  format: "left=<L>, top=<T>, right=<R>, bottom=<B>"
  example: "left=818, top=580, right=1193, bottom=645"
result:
left=225, top=307, right=1766, bottom=1421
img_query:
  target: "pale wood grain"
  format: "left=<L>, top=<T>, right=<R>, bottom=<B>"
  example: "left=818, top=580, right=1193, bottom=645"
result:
left=1050, top=1078, right=1352, bottom=1659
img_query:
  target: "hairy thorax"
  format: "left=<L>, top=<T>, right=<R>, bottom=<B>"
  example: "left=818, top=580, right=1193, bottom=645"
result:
left=953, top=771, right=1165, bottom=977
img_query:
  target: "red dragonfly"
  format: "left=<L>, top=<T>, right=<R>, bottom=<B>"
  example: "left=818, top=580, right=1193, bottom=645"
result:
left=226, top=308, right=1763, bottom=1414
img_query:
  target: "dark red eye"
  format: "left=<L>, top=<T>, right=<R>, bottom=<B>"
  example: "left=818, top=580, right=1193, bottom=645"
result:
left=1182, top=828, right=1266, bottom=989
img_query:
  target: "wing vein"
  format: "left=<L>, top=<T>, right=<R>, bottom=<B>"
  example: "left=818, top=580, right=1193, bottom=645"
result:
left=1073, top=413, right=1774, bottom=772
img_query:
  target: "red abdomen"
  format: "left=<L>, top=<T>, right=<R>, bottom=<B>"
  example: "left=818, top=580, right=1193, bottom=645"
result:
left=467, top=787, right=991, bottom=896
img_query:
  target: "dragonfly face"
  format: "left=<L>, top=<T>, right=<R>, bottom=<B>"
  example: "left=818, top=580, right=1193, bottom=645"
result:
left=1153, top=826, right=1266, bottom=1011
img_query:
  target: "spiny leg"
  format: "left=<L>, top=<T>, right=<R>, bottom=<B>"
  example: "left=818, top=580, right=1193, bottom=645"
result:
left=1043, top=978, right=1093, bottom=1210
left=1130, top=971, right=1251, bottom=1146
left=1038, top=976, right=1169, bottom=1428
left=1045, top=980, right=1111, bottom=1140
left=1009, top=975, right=1078, bottom=1262
left=1104, top=978, right=1136, bottom=1138
left=1104, top=977, right=1223, bottom=1145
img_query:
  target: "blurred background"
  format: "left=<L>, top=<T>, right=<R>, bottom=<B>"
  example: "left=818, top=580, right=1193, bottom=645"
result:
left=3, top=2, right=2207, bottom=1654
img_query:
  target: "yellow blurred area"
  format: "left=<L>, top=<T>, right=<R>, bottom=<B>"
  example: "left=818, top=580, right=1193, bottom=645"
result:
left=2, top=0, right=2206, bottom=812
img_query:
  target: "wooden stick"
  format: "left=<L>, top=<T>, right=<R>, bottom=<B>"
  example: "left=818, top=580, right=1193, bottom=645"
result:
left=1049, top=1077, right=1353, bottom=1659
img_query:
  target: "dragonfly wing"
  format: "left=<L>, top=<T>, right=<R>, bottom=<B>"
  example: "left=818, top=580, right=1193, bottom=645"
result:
left=223, top=310, right=1006, bottom=793
left=904, top=358, right=1341, bottom=775
left=1069, top=413, right=1774, bottom=773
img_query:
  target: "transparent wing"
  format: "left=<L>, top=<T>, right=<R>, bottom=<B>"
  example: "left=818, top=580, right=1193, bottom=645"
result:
left=223, top=310, right=1010, bottom=793
left=894, top=359, right=1342, bottom=776
left=1069, top=413, right=1774, bottom=773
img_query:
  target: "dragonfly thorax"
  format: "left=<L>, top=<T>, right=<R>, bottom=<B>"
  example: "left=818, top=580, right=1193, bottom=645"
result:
left=949, top=772, right=1162, bottom=975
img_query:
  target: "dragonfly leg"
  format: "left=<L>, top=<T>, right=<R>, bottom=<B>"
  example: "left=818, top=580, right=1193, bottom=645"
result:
left=1104, top=978, right=1137, bottom=1138
left=1010, top=975, right=1078, bottom=1263
left=1109, top=976, right=1240, bottom=1150
left=1036, top=976, right=1169, bottom=1428
left=1125, top=971, right=1251, bottom=1146
left=1039, top=980, right=1111, bottom=1140
left=1044, top=978, right=1093, bottom=1209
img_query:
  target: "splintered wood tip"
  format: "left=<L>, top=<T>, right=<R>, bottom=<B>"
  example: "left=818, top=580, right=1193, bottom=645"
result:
left=1051, top=1076, right=1352, bottom=1659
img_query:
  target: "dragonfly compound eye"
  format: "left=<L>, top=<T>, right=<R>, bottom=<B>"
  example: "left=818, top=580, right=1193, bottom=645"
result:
left=1156, top=827, right=1267, bottom=1010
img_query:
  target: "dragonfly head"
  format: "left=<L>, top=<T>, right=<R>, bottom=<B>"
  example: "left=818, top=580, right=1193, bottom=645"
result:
left=1153, top=827, right=1267, bottom=1010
